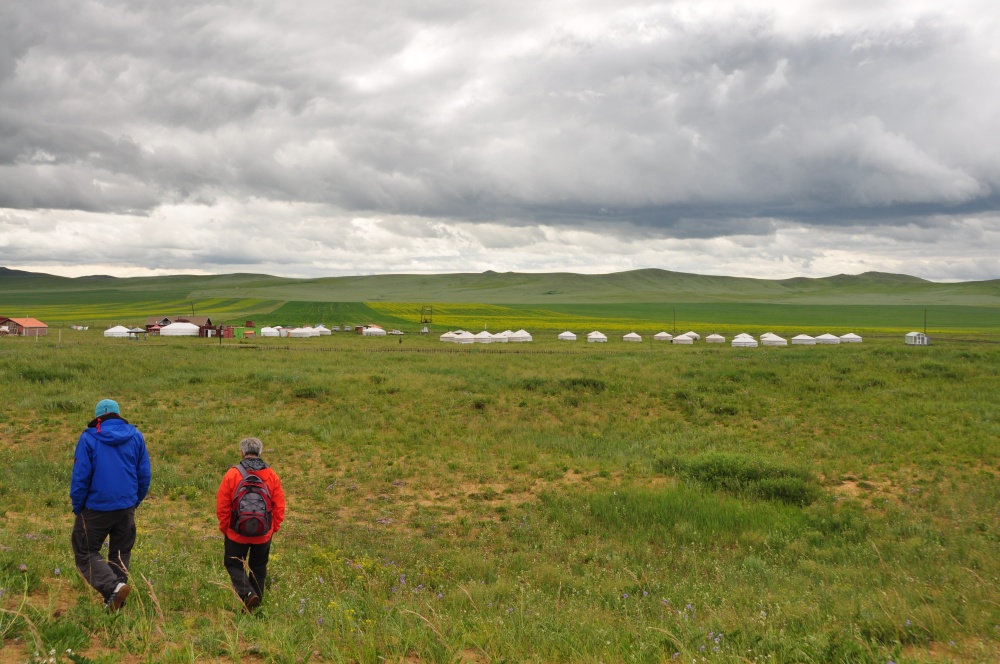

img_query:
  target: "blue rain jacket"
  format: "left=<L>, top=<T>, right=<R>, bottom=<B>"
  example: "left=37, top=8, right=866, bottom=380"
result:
left=70, top=415, right=151, bottom=514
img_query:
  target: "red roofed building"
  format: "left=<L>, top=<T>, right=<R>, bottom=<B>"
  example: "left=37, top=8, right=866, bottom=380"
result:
left=0, top=317, right=48, bottom=337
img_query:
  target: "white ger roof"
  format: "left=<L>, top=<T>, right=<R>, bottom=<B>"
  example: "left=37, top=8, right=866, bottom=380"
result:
left=587, top=331, right=607, bottom=339
left=653, top=331, right=672, bottom=340
left=623, top=332, right=642, bottom=340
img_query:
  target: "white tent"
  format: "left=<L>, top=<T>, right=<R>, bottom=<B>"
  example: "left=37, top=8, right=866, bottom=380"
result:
left=762, top=334, right=787, bottom=346
left=288, top=327, right=313, bottom=338
left=623, top=332, right=642, bottom=342
left=315, top=325, right=332, bottom=336
left=840, top=333, right=862, bottom=343
left=706, top=334, right=725, bottom=343
left=558, top=331, right=577, bottom=341
left=362, top=327, right=387, bottom=337
left=491, top=332, right=509, bottom=342
left=732, top=333, right=758, bottom=348
left=473, top=331, right=494, bottom=343
left=509, top=329, right=533, bottom=342
left=815, top=333, right=841, bottom=344
left=160, top=322, right=200, bottom=337
left=587, top=331, right=607, bottom=343
left=301, top=326, right=321, bottom=337
left=760, top=332, right=778, bottom=341
left=791, top=334, right=816, bottom=345
left=905, top=331, right=930, bottom=346
left=103, top=325, right=130, bottom=338
left=684, top=331, right=700, bottom=340
left=672, top=334, right=693, bottom=345
left=259, top=326, right=279, bottom=337
left=439, top=331, right=457, bottom=342
left=653, top=331, right=673, bottom=341
left=453, top=331, right=476, bottom=344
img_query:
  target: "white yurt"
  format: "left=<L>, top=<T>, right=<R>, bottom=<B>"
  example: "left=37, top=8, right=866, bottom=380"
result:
left=362, top=327, right=387, bottom=337
left=653, top=331, right=673, bottom=341
left=684, top=331, right=700, bottom=340
left=491, top=332, right=509, bottom=343
left=160, top=322, right=200, bottom=337
left=259, top=326, right=279, bottom=337
left=760, top=332, right=778, bottom=341
left=905, top=331, right=930, bottom=346
left=587, top=331, right=608, bottom=343
left=815, top=333, right=841, bottom=345
left=672, top=334, right=693, bottom=345
left=453, top=331, right=476, bottom=344
left=706, top=334, right=725, bottom=343
left=762, top=334, right=788, bottom=346
left=501, top=330, right=514, bottom=337
left=732, top=333, right=758, bottom=348
left=623, top=332, right=642, bottom=342
left=439, top=331, right=457, bottom=342
left=315, top=325, right=332, bottom=336
left=509, top=329, right=533, bottom=342
left=103, top=325, right=130, bottom=338
left=840, top=333, right=862, bottom=343
left=791, top=334, right=816, bottom=345
left=301, top=326, right=320, bottom=337
left=473, top=331, right=494, bottom=343
left=558, top=331, right=577, bottom=341
left=288, top=327, right=313, bottom=338
left=278, top=328, right=290, bottom=337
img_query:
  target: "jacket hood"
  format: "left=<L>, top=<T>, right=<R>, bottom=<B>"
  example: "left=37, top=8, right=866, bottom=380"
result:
left=240, top=457, right=268, bottom=471
left=86, top=415, right=135, bottom=446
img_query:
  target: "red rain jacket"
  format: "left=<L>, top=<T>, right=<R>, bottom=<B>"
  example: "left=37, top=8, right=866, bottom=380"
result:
left=216, top=461, right=286, bottom=544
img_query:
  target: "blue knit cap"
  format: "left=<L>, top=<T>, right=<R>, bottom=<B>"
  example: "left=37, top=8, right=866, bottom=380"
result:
left=95, top=399, right=120, bottom=417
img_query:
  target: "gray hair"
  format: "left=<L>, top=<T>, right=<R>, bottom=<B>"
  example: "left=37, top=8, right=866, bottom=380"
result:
left=239, top=437, right=263, bottom=456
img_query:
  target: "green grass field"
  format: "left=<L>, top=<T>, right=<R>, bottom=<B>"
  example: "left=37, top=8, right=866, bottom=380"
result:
left=1, top=331, right=999, bottom=663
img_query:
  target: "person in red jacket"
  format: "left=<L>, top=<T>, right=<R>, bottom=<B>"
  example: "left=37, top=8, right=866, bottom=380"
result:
left=216, top=437, right=286, bottom=611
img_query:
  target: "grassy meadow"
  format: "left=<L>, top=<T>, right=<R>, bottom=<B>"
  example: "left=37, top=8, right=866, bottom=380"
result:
left=1, top=329, right=999, bottom=663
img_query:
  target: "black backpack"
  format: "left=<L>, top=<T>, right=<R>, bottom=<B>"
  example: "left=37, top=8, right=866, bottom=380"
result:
left=229, top=465, right=273, bottom=537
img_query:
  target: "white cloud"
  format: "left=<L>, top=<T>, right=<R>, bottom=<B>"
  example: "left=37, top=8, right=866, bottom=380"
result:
left=0, top=0, right=998, bottom=281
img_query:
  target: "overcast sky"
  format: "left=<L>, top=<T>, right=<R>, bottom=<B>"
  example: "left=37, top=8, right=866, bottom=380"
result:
left=1, top=0, right=999, bottom=281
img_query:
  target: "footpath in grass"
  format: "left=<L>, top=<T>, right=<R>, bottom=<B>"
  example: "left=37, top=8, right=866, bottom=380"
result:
left=0, top=333, right=998, bottom=662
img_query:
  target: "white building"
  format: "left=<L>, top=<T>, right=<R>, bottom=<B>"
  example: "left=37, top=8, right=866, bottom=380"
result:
left=791, top=334, right=816, bottom=345
left=103, top=325, right=130, bottom=338
left=558, top=331, right=577, bottom=341
left=732, top=333, right=758, bottom=348
left=905, top=331, right=930, bottom=346
left=815, top=333, right=841, bottom=344
left=672, top=334, right=693, bottom=345
left=159, top=322, right=201, bottom=337
left=840, top=333, right=862, bottom=343
left=706, top=334, right=725, bottom=343
left=623, top=332, right=642, bottom=342
left=587, top=331, right=608, bottom=343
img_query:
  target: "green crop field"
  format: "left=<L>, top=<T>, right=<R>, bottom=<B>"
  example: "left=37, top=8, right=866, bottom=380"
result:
left=1, top=331, right=998, bottom=663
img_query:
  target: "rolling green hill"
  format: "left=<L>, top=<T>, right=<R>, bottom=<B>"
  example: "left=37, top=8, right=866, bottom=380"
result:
left=2, top=267, right=998, bottom=331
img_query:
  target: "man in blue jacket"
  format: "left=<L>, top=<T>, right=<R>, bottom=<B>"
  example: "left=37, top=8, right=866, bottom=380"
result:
left=70, top=399, right=151, bottom=610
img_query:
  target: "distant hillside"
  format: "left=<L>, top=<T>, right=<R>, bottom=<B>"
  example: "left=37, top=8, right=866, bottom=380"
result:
left=2, top=267, right=999, bottom=307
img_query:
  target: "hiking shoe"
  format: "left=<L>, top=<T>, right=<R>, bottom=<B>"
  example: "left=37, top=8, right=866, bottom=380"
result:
left=243, top=592, right=261, bottom=613
left=106, top=582, right=131, bottom=611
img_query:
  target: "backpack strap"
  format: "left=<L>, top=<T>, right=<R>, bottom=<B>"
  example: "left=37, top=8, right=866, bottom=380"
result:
left=233, top=464, right=249, bottom=479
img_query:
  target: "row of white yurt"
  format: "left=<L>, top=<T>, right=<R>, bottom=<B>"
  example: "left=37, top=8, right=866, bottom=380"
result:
left=732, top=333, right=758, bottom=348
left=588, top=331, right=607, bottom=343
left=104, top=325, right=129, bottom=338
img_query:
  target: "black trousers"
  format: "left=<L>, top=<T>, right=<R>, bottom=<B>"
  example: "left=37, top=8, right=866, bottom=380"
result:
left=71, top=507, right=136, bottom=599
left=224, top=536, right=271, bottom=600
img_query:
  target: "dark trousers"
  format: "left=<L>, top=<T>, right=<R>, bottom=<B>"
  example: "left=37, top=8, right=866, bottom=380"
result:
left=224, top=536, right=271, bottom=600
left=71, top=507, right=136, bottom=599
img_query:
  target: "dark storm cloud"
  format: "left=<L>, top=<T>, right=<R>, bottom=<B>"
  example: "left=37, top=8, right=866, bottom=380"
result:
left=0, top=1, right=998, bottom=279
